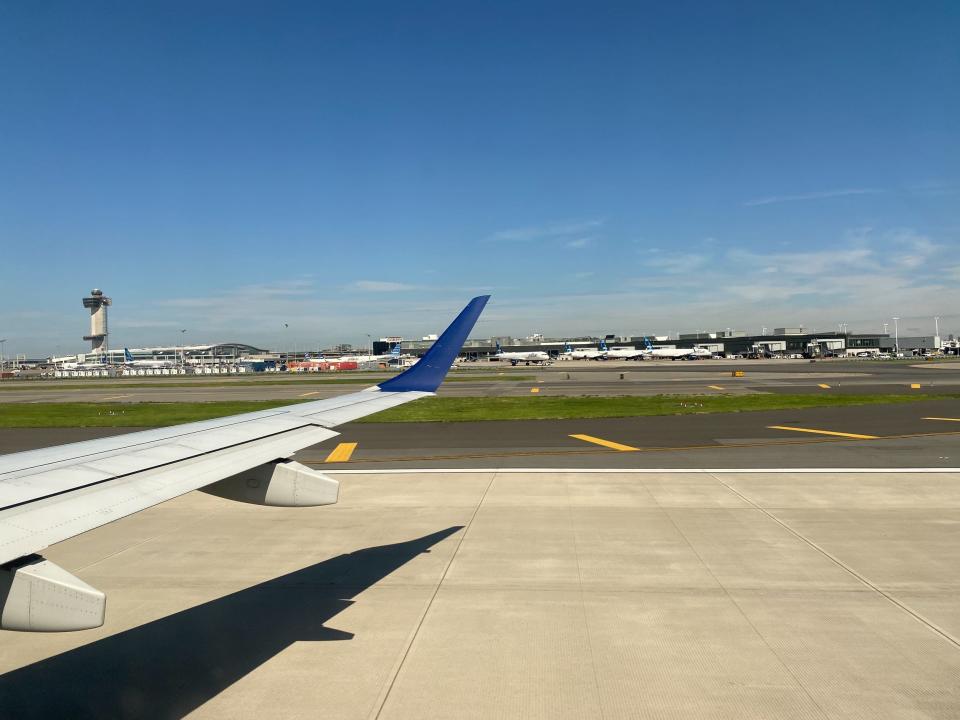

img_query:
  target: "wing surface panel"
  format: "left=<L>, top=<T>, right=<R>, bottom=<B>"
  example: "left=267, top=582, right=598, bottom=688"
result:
left=0, top=425, right=337, bottom=564
left=0, top=414, right=332, bottom=510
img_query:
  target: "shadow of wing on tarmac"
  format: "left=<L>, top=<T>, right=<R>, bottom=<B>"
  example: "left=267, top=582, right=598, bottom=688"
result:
left=0, top=526, right=463, bottom=720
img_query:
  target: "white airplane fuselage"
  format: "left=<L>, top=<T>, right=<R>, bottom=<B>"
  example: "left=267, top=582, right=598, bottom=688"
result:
left=496, top=350, right=550, bottom=366
left=603, top=347, right=647, bottom=360
left=565, top=348, right=607, bottom=360
left=647, top=346, right=711, bottom=360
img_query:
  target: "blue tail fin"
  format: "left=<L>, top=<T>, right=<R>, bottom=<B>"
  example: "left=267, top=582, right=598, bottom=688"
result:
left=378, top=296, right=490, bottom=393
left=643, top=337, right=653, bottom=351
left=124, top=348, right=134, bottom=363
left=599, top=339, right=608, bottom=351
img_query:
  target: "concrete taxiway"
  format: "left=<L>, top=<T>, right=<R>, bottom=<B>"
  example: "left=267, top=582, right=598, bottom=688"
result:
left=1, top=468, right=958, bottom=719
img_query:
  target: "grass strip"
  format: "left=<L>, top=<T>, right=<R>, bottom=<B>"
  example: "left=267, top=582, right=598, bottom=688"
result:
left=0, top=401, right=304, bottom=428
left=358, top=393, right=959, bottom=423
left=1, top=393, right=954, bottom=428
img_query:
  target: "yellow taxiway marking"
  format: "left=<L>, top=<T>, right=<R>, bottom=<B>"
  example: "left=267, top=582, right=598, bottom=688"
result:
left=708, top=385, right=725, bottom=390
left=817, top=383, right=831, bottom=389
left=569, top=434, right=639, bottom=452
left=303, top=429, right=960, bottom=466
left=101, top=394, right=132, bottom=401
left=910, top=383, right=921, bottom=389
left=324, top=442, right=358, bottom=463
left=530, top=387, right=540, bottom=393
left=768, top=425, right=878, bottom=440
left=924, top=417, right=960, bottom=422
left=299, top=391, right=322, bottom=397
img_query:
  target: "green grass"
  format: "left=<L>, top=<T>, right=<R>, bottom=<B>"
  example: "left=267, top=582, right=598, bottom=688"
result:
left=0, top=401, right=305, bottom=427
left=2, top=392, right=953, bottom=428
left=358, top=393, right=958, bottom=423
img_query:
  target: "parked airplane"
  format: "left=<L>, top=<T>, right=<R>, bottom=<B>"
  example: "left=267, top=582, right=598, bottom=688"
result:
left=0, top=295, right=490, bottom=632
left=58, top=356, right=110, bottom=370
left=602, top=343, right=649, bottom=360
left=338, top=342, right=404, bottom=364
left=493, top=341, right=550, bottom=366
left=563, top=340, right=609, bottom=360
left=123, top=348, right=176, bottom=369
left=642, top=338, right=711, bottom=360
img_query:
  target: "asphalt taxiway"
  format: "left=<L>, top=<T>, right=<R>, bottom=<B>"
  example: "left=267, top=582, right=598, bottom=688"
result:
left=2, top=358, right=959, bottom=403
left=4, top=397, right=959, bottom=469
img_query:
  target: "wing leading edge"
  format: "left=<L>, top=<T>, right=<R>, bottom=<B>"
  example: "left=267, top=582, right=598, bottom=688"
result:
left=0, top=295, right=489, bottom=631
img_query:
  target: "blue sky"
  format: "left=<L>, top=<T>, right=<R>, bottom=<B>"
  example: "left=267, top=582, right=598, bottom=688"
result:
left=2, top=1, right=958, bottom=355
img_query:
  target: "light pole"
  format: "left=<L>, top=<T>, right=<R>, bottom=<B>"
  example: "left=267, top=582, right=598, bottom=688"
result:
left=934, top=316, right=940, bottom=338
left=0, top=338, right=6, bottom=380
left=893, top=317, right=900, bottom=355
left=883, top=322, right=888, bottom=335
left=180, top=329, right=187, bottom=367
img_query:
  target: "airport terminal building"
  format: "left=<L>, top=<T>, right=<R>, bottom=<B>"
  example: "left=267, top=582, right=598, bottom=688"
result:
left=378, top=329, right=944, bottom=360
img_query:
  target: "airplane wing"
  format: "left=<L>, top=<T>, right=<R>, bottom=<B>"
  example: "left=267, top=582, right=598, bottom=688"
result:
left=0, top=295, right=489, bottom=632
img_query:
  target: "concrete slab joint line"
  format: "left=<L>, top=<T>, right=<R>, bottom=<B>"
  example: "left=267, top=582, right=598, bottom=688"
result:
left=706, top=471, right=960, bottom=652
left=368, top=471, right=497, bottom=720
left=565, top=472, right=606, bottom=719
left=658, top=485, right=831, bottom=719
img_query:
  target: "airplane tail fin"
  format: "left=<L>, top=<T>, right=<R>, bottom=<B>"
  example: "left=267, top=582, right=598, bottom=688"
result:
left=124, top=348, right=134, bottom=363
left=378, top=296, right=490, bottom=393
left=599, top=340, right=608, bottom=351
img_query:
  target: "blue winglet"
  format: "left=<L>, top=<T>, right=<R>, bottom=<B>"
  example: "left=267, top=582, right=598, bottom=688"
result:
left=378, top=295, right=490, bottom=393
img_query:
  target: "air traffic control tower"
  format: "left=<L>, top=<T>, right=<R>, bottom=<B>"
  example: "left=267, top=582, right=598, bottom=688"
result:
left=82, top=288, right=112, bottom=354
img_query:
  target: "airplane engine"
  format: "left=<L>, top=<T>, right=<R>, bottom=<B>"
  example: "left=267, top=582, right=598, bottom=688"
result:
left=0, top=555, right=105, bottom=632
left=202, top=460, right=339, bottom=507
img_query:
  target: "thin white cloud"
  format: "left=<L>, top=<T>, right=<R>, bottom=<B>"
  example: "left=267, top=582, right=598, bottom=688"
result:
left=350, top=280, right=420, bottom=292
left=642, top=251, right=710, bottom=274
left=743, top=188, right=882, bottom=207
left=566, top=236, right=596, bottom=250
left=488, top=218, right=604, bottom=242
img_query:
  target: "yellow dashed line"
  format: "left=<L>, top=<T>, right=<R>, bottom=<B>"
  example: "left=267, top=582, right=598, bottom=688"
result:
left=300, top=428, right=960, bottom=465
left=708, top=385, right=725, bottom=390
left=923, top=417, right=960, bottom=422
left=324, top=442, right=358, bottom=463
left=768, top=425, right=878, bottom=440
left=300, top=391, right=322, bottom=397
left=569, top=434, right=639, bottom=452
left=530, top=387, right=540, bottom=393
left=817, top=383, right=831, bottom=389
